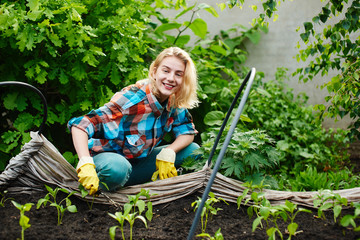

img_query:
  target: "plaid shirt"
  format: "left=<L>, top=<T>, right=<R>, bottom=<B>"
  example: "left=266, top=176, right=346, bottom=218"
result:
left=68, top=81, right=197, bottom=159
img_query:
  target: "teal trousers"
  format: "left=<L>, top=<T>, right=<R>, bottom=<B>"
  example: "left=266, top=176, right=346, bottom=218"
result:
left=93, top=142, right=200, bottom=191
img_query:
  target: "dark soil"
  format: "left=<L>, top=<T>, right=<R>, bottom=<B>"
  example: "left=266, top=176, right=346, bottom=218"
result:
left=0, top=189, right=360, bottom=240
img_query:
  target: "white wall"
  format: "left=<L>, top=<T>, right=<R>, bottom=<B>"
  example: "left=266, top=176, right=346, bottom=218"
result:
left=161, top=0, right=354, bottom=129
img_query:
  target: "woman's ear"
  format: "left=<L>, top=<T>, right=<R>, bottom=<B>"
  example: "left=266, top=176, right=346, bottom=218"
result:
left=152, top=67, right=157, bottom=77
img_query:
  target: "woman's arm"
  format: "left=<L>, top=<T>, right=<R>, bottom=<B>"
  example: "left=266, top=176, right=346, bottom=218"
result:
left=166, top=134, right=194, bottom=153
left=71, top=127, right=91, bottom=159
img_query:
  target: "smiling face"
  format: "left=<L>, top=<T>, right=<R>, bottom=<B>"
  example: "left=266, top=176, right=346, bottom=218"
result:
left=153, top=56, right=185, bottom=103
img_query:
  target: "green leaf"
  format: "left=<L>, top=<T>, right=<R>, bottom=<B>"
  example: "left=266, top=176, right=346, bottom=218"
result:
left=210, top=45, right=227, bottom=56
left=175, top=5, right=195, bottom=19
left=245, top=31, right=261, bottom=44
left=252, top=216, right=263, bottom=232
left=19, top=215, right=31, bottom=229
left=155, top=23, right=181, bottom=34
left=198, top=3, right=219, bottom=17
left=287, top=222, right=298, bottom=235
left=109, top=226, right=118, bottom=240
left=204, top=111, right=224, bottom=126
left=174, top=34, right=190, bottom=46
left=67, top=205, right=77, bottom=213
left=187, top=18, right=207, bottom=39
left=304, top=22, right=313, bottom=31
left=340, top=215, right=356, bottom=228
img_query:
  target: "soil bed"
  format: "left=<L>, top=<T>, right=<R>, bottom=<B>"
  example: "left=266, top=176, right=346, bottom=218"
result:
left=0, top=189, right=359, bottom=240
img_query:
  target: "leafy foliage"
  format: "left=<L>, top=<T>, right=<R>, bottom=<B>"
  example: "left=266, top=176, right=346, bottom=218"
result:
left=0, top=0, right=154, bottom=165
left=242, top=68, right=350, bottom=176
left=294, top=0, right=360, bottom=140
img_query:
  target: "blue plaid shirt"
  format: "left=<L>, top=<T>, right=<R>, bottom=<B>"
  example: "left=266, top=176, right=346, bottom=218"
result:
left=68, top=81, right=197, bottom=159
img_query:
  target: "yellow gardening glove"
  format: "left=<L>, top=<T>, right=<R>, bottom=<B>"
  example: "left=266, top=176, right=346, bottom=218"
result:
left=151, top=148, right=177, bottom=181
left=76, top=157, right=99, bottom=195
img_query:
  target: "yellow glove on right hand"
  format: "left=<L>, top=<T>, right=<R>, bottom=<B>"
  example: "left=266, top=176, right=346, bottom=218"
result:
left=151, top=148, right=177, bottom=181
left=77, top=157, right=99, bottom=195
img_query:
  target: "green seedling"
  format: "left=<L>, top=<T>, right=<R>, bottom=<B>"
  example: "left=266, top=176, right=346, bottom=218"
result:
left=192, top=192, right=228, bottom=234
left=313, top=189, right=348, bottom=223
left=11, top=201, right=33, bottom=240
left=251, top=197, right=312, bottom=240
left=237, top=180, right=270, bottom=211
left=0, top=190, right=13, bottom=207
left=108, top=189, right=154, bottom=240
left=340, top=202, right=360, bottom=231
left=125, top=188, right=154, bottom=222
left=281, top=200, right=312, bottom=239
left=196, top=228, right=224, bottom=240
left=36, top=185, right=78, bottom=225
left=252, top=198, right=285, bottom=240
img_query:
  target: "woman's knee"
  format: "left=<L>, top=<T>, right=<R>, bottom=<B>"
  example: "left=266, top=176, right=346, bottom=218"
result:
left=93, top=152, right=132, bottom=191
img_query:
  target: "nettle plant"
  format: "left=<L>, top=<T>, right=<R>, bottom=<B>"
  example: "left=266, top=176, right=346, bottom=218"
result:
left=11, top=201, right=34, bottom=240
left=108, top=189, right=154, bottom=240
left=36, top=185, right=78, bottom=225
left=187, top=126, right=280, bottom=186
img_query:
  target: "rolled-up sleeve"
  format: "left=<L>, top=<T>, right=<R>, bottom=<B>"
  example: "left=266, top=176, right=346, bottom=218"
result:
left=172, top=108, right=198, bottom=137
left=67, top=102, right=121, bottom=139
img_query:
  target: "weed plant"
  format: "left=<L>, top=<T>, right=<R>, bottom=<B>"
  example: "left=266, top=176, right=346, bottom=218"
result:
left=36, top=185, right=78, bottom=225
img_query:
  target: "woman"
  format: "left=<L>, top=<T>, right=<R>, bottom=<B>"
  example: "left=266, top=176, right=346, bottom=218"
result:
left=68, top=47, right=200, bottom=195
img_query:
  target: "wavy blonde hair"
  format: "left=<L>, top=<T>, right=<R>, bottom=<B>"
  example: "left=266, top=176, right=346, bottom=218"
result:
left=148, top=47, right=199, bottom=109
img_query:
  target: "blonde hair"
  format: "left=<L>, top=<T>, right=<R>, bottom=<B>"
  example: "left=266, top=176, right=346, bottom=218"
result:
left=148, top=47, right=199, bottom=109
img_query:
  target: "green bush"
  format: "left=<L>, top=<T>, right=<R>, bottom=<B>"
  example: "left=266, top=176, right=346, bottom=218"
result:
left=0, top=0, right=153, bottom=166
left=243, top=68, right=350, bottom=173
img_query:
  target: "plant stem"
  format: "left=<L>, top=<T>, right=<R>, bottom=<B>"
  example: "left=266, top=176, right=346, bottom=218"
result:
left=121, top=222, right=125, bottom=240
left=130, top=223, right=133, bottom=240
left=57, top=208, right=61, bottom=225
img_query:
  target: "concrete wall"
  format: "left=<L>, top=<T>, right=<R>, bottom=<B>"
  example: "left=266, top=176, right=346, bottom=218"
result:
left=161, top=0, right=354, bottom=129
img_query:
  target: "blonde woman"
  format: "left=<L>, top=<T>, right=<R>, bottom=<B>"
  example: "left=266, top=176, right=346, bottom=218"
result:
left=68, top=47, right=200, bottom=195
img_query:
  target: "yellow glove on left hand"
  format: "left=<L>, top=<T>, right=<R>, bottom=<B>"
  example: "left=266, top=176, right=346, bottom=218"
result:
left=151, top=148, right=177, bottom=181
